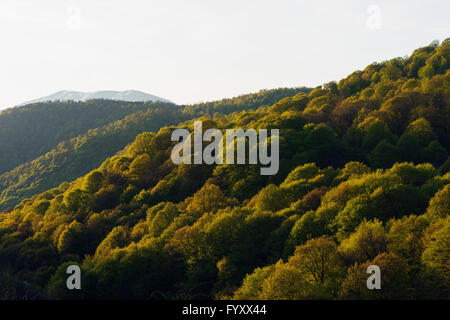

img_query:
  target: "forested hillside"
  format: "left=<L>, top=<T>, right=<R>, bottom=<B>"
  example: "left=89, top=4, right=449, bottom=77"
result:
left=0, top=108, right=188, bottom=211
left=0, top=88, right=309, bottom=211
left=0, top=40, right=449, bottom=300
left=0, top=100, right=181, bottom=174
left=181, top=87, right=311, bottom=116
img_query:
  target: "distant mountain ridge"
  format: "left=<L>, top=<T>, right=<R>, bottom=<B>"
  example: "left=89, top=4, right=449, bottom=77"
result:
left=17, top=90, right=173, bottom=106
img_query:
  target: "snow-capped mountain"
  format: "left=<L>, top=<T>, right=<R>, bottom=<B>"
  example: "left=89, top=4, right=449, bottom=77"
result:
left=18, top=90, right=173, bottom=106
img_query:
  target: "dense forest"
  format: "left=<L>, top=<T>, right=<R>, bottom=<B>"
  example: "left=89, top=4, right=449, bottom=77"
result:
left=0, top=88, right=309, bottom=211
left=0, top=100, right=177, bottom=174
left=0, top=40, right=449, bottom=300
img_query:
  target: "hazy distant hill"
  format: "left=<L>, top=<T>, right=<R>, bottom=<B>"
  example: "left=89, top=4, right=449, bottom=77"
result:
left=17, top=90, right=173, bottom=106
left=0, top=100, right=177, bottom=174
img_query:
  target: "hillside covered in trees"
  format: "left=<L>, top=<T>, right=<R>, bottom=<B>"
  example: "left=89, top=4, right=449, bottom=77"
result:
left=0, top=88, right=308, bottom=211
left=0, top=40, right=449, bottom=300
left=0, top=100, right=177, bottom=174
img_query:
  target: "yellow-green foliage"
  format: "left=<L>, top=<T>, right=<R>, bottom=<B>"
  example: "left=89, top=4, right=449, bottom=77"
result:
left=1, top=40, right=449, bottom=300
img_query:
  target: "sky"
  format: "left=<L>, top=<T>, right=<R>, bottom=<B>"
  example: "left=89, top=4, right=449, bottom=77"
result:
left=0, top=0, right=449, bottom=109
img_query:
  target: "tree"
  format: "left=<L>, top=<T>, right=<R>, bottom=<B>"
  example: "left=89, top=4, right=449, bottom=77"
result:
left=285, top=204, right=337, bottom=255
left=299, top=188, right=326, bottom=211
left=83, top=170, right=105, bottom=194
left=331, top=98, right=362, bottom=133
left=147, top=202, right=180, bottom=237
left=185, top=183, right=235, bottom=217
left=129, top=132, right=155, bottom=156
left=387, top=215, right=429, bottom=263
left=340, top=253, right=410, bottom=299
left=283, top=163, right=319, bottom=184
left=57, top=221, right=85, bottom=255
left=369, top=140, right=399, bottom=168
left=232, top=265, right=275, bottom=299
left=334, top=184, right=428, bottom=239
left=426, top=184, right=450, bottom=221
left=95, top=226, right=129, bottom=258
left=388, top=162, right=435, bottom=186
left=421, top=217, right=450, bottom=289
left=91, top=185, right=122, bottom=212
left=420, top=141, right=448, bottom=166
left=260, top=261, right=310, bottom=300
left=288, top=236, right=341, bottom=284
left=63, top=189, right=91, bottom=212
left=362, top=120, right=394, bottom=152
left=128, top=154, right=153, bottom=179
left=339, top=219, right=387, bottom=265
left=254, top=184, right=287, bottom=212
left=397, top=118, right=437, bottom=162
left=339, top=162, right=371, bottom=180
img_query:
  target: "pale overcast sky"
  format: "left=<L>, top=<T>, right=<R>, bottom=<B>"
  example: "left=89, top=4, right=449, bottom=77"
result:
left=0, top=0, right=449, bottom=109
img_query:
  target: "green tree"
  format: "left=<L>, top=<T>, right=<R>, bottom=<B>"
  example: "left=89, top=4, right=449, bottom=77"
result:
left=57, top=221, right=85, bottom=255
left=260, top=261, right=310, bottom=300
left=185, top=184, right=235, bottom=217
left=421, top=217, right=450, bottom=289
left=288, top=236, right=341, bottom=284
left=83, top=170, right=105, bottom=194
left=339, top=219, right=387, bottom=265
left=425, top=184, right=450, bottom=221
left=340, top=253, right=410, bottom=299
left=232, top=265, right=276, bottom=299
left=254, top=184, right=288, bottom=212
left=387, top=215, right=430, bottom=263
